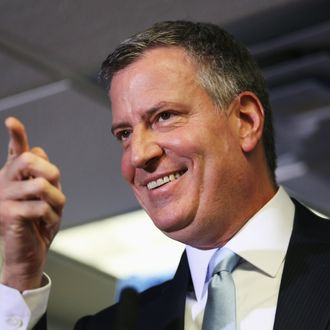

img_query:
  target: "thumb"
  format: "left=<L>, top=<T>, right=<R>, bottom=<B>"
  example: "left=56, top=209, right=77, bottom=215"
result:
left=5, top=117, right=30, bottom=160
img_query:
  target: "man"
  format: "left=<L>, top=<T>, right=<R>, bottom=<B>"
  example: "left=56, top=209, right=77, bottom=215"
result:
left=0, top=21, right=329, bottom=330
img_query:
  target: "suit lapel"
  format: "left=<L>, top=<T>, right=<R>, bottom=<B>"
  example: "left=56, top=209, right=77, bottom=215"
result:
left=138, top=251, right=191, bottom=330
left=274, top=201, right=330, bottom=330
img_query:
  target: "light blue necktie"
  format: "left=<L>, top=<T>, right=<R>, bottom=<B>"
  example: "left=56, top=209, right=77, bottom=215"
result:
left=202, top=249, right=240, bottom=330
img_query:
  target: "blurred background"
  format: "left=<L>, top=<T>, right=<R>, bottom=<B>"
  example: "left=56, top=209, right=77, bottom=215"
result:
left=0, top=0, right=329, bottom=328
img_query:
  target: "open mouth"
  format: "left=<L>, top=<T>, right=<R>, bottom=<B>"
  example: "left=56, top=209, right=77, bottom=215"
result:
left=147, top=169, right=187, bottom=190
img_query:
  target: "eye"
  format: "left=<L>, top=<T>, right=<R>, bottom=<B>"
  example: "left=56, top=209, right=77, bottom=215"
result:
left=158, top=111, right=173, bottom=122
left=116, top=129, right=131, bottom=141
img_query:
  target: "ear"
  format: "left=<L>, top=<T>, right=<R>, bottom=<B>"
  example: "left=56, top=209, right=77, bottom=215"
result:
left=234, top=92, right=265, bottom=153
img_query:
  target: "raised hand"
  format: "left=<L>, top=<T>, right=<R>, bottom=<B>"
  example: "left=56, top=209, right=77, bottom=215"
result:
left=0, top=117, right=65, bottom=291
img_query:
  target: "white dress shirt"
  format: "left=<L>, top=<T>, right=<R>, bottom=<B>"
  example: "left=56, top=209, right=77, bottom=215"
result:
left=185, top=186, right=295, bottom=330
left=0, top=275, right=50, bottom=330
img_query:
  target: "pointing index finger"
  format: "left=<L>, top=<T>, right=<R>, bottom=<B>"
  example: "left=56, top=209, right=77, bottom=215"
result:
left=5, top=117, right=30, bottom=160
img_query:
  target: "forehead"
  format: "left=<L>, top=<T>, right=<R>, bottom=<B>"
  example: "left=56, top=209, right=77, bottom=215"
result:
left=109, top=47, right=200, bottom=98
left=109, top=47, right=213, bottom=128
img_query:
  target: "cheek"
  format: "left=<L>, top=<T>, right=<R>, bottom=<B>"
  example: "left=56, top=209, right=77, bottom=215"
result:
left=121, top=152, right=134, bottom=183
left=165, top=130, right=201, bottom=156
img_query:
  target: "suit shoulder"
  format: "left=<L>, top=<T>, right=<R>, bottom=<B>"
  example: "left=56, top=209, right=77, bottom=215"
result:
left=293, top=199, right=330, bottom=242
left=74, top=280, right=172, bottom=329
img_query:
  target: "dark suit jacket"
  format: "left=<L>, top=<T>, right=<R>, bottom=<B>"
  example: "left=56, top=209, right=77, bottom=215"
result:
left=35, top=200, right=330, bottom=329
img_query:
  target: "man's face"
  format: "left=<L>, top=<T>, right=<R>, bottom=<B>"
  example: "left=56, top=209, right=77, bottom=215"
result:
left=110, top=47, right=247, bottom=248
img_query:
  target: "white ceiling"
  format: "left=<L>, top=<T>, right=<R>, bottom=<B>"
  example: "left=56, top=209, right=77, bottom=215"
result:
left=0, top=0, right=329, bottom=231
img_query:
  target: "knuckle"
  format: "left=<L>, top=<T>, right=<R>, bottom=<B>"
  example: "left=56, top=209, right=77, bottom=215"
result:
left=38, top=201, right=51, bottom=217
left=61, top=193, right=66, bottom=206
left=51, top=165, right=60, bottom=181
left=54, top=192, right=66, bottom=213
left=57, top=191, right=66, bottom=208
left=20, top=152, right=34, bottom=168
left=42, top=202, right=50, bottom=214
left=34, top=177, right=48, bottom=191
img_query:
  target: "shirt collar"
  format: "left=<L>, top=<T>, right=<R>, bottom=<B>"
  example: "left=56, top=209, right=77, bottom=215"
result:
left=186, top=246, right=217, bottom=301
left=226, top=186, right=294, bottom=277
left=186, top=186, right=295, bottom=302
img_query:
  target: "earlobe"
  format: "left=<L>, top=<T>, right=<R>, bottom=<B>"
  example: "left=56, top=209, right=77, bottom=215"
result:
left=237, top=92, right=264, bottom=153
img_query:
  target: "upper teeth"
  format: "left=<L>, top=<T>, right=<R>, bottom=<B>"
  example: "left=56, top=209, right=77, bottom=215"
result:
left=147, top=172, right=182, bottom=190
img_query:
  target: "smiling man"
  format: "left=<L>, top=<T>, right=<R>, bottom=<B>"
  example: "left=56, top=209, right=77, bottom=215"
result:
left=109, top=45, right=274, bottom=249
left=0, top=21, right=330, bottom=330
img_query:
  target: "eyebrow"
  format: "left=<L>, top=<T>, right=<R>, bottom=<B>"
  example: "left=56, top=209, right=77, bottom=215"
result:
left=111, top=122, right=130, bottom=136
left=111, top=102, right=171, bottom=135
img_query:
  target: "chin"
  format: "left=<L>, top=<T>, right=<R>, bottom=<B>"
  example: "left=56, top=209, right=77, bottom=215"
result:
left=149, top=210, right=193, bottom=234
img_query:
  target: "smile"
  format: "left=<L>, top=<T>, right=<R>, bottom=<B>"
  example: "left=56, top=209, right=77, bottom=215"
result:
left=147, top=171, right=185, bottom=190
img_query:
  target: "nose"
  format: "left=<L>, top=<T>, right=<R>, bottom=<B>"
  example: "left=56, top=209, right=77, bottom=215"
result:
left=130, top=126, right=163, bottom=171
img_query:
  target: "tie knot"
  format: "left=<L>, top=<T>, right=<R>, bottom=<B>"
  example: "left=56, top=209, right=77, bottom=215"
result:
left=213, top=249, right=239, bottom=275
